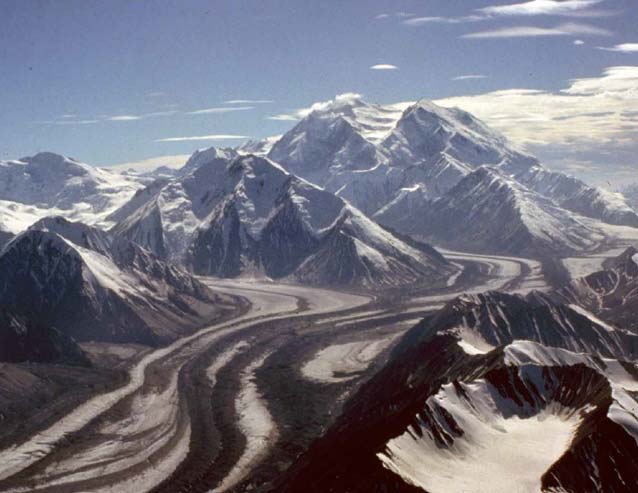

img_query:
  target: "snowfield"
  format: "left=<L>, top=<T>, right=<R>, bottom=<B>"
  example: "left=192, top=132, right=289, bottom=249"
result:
left=378, top=379, right=583, bottom=493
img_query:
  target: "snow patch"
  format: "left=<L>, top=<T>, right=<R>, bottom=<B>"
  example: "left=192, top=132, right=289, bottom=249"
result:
left=378, top=379, right=582, bottom=493
left=301, top=337, right=397, bottom=383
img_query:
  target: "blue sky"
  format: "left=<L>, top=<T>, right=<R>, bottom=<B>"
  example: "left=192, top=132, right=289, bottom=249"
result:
left=1, top=0, right=636, bottom=186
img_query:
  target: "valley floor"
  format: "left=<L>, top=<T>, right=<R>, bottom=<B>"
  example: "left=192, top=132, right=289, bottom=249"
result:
left=0, top=243, right=622, bottom=493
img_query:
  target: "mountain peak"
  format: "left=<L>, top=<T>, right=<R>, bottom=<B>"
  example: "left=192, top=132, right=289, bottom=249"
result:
left=178, top=146, right=238, bottom=176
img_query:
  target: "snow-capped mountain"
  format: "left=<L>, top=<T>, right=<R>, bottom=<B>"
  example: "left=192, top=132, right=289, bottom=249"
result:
left=112, top=151, right=455, bottom=287
left=381, top=166, right=604, bottom=258
left=0, top=216, right=234, bottom=345
left=266, top=94, right=638, bottom=230
left=279, top=261, right=638, bottom=493
left=0, top=152, right=144, bottom=232
left=176, top=146, right=238, bottom=177
left=237, top=135, right=282, bottom=157
left=512, top=164, right=638, bottom=227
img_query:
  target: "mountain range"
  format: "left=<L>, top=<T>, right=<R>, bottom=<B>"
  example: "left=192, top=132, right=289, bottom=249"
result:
left=278, top=248, right=638, bottom=492
left=112, top=153, right=454, bottom=287
left=267, top=95, right=638, bottom=236
left=1, top=93, right=637, bottom=364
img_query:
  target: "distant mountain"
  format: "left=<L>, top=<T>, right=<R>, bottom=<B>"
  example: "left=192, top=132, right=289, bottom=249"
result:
left=0, top=217, right=235, bottom=345
left=176, top=146, right=238, bottom=176
left=379, top=166, right=603, bottom=258
left=0, top=152, right=144, bottom=232
left=112, top=151, right=455, bottom=287
left=237, top=135, right=281, bottom=157
left=266, top=95, right=638, bottom=229
left=279, top=266, right=638, bottom=493
left=512, top=165, right=638, bottom=227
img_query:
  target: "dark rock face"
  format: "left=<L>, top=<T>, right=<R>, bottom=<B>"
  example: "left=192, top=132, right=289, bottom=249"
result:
left=257, top=194, right=319, bottom=278
left=188, top=202, right=245, bottom=278
left=0, top=219, right=232, bottom=347
left=0, top=230, right=13, bottom=250
left=0, top=308, right=89, bottom=366
left=0, top=230, right=157, bottom=344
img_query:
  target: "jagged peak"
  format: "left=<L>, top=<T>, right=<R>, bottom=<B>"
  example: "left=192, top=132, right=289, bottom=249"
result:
left=229, top=153, right=290, bottom=178
left=178, top=146, right=238, bottom=176
left=2, top=228, right=81, bottom=261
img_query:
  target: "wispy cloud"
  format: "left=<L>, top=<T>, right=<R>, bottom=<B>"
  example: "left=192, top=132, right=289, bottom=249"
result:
left=376, top=12, right=415, bottom=20
left=155, top=134, right=249, bottom=143
left=477, top=0, right=604, bottom=17
left=108, top=115, right=143, bottom=121
left=370, top=64, right=398, bottom=70
left=39, top=102, right=254, bottom=125
left=267, top=113, right=301, bottom=121
left=146, top=91, right=166, bottom=98
left=462, top=22, right=612, bottom=39
left=574, top=39, right=586, bottom=45
left=403, top=0, right=614, bottom=27
left=36, top=119, right=99, bottom=125
left=187, top=106, right=254, bottom=115
left=452, top=74, right=488, bottom=81
left=435, top=65, right=638, bottom=149
left=224, top=99, right=273, bottom=104
left=598, top=43, right=638, bottom=53
left=404, top=15, right=483, bottom=26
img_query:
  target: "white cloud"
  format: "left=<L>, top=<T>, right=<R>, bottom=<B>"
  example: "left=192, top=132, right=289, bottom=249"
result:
left=188, top=106, right=254, bottom=115
left=462, top=22, right=611, bottom=39
left=266, top=93, right=366, bottom=122
left=370, top=64, right=398, bottom=70
left=267, top=114, right=300, bottom=121
left=404, top=15, right=483, bottom=26
left=404, top=0, right=610, bottom=27
left=574, top=39, right=585, bottom=45
left=478, top=0, right=603, bottom=17
left=452, top=74, right=488, bottom=81
left=60, top=114, right=77, bottom=119
left=107, top=154, right=191, bottom=173
left=434, top=66, right=638, bottom=148
left=108, top=115, right=142, bottom=121
left=376, top=12, right=414, bottom=20
left=36, top=119, right=99, bottom=125
left=146, top=110, right=178, bottom=117
left=224, top=99, right=274, bottom=104
left=598, top=43, right=638, bottom=53
left=155, top=134, right=249, bottom=143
